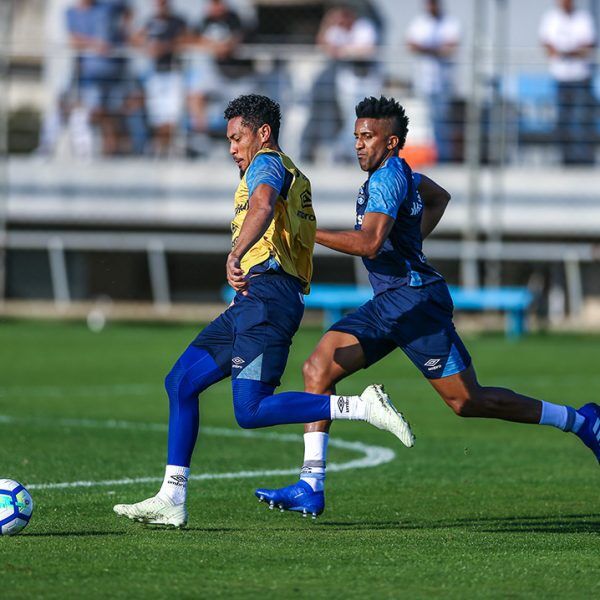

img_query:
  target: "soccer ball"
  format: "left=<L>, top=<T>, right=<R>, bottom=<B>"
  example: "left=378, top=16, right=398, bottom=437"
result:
left=0, top=479, right=34, bottom=536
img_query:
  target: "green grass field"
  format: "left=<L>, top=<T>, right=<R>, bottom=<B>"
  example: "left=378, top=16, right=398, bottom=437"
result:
left=0, top=320, right=599, bottom=599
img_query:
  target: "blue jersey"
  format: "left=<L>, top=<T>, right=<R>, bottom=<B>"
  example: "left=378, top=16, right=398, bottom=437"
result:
left=66, top=3, right=127, bottom=82
left=356, top=156, right=443, bottom=295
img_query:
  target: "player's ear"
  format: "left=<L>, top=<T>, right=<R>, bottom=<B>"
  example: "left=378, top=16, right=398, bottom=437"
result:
left=387, top=135, right=400, bottom=151
left=259, top=124, right=271, bottom=144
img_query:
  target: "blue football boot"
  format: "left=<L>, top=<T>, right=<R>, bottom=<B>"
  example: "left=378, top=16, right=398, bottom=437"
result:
left=573, top=403, right=600, bottom=464
left=255, top=480, right=324, bottom=519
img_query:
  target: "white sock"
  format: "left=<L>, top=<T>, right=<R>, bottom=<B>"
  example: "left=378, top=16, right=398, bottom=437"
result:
left=158, top=465, right=189, bottom=505
left=539, top=402, right=585, bottom=432
left=330, top=394, right=366, bottom=421
left=299, top=432, right=328, bottom=492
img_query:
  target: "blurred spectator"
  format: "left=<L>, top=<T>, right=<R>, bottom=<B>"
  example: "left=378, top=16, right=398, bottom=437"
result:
left=186, top=0, right=254, bottom=156
left=300, top=5, right=380, bottom=163
left=406, top=0, right=460, bottom=163
left=66, top=0, right=131, bottom=156
left=121, top=79, right=150, bottom=155
left=133, top=0, right=187, bottom=156
left=539, top=0, right=597, bottom=165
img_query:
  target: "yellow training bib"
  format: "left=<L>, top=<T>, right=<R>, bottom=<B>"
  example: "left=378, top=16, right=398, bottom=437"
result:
left=231, top=149, right=316, bottom=293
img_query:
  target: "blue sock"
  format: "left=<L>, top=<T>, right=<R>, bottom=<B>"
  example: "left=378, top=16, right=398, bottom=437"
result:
left=165, top=346, right=225, bottom=466
left=232, top=379, right=330, bottom=429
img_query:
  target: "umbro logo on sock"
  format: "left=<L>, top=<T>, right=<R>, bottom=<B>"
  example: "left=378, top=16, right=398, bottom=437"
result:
left=337, top=397, right=349, bottom=413
left=593, top=418, right=600, bottom=442
left=168, top=475, right=188, bottom=486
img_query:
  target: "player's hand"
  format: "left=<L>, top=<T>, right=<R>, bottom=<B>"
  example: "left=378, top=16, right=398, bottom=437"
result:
left=226, top=253, right=248, bottom=295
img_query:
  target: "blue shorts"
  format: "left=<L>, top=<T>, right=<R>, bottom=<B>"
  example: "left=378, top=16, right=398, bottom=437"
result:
left=193, top=273, right=305, bottom=387
left=330, top=281, right=471, bottom=379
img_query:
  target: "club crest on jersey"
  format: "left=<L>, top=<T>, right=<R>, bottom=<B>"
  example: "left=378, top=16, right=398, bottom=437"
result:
left=357, top=186, right=366, bottom=205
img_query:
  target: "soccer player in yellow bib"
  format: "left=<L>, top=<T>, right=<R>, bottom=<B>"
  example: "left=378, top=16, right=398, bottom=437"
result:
left=113, top=95, right=414, bottom=526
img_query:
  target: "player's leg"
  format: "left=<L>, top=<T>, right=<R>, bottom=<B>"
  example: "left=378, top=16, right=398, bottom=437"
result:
left=430, top=362, right=600, bottom=463
left=254, top=302, right=415, bottom=517
left=255, top=330, right=367, bottom=515
left=228, top=277, right=331, bottom=427
left=388, top=280, right=600, bottom=463
left=429, top=364, right=541, bottom=422
left=113, top=311, right=233, bottom=526
left=297, top=331, right=366, bottom=489
left=229, top=284, right=414, bottom=441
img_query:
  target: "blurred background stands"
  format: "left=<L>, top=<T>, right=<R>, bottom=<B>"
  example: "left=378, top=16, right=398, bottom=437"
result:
left=3, top=0, right=600, bottom=330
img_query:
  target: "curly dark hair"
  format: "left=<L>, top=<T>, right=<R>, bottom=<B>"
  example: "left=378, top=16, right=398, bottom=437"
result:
left=224, top=94, right=281, bottom=142
left=355, top=96, right=409, bottom=149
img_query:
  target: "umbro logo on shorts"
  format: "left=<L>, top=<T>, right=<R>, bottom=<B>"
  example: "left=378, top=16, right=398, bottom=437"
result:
left=232, top=357, right=245, bottom=368
left=425, top=358, right=442, bottom=371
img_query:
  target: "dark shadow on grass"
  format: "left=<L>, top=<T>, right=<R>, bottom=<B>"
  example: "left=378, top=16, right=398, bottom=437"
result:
left=24, top=514, right=599, bottom=537
left=318, top=513, right=600, bottom=534
left=459, top=513, right=600, bottom=534
left=183, top=527, right=248, bottom=533
left=22, top=531, right=128, bottom=538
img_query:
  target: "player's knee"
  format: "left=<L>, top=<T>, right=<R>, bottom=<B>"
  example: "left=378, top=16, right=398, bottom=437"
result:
left=302, top=355, right=328, bottom=389
left=443, top=387, right=487, bottom=417
left=233, top=405, right=257, bottom=429
left=443, top=392, right=477, bottom=418
left=231, top=379, right=271, bottom=429
left=164, top=364, right=183, bottom=401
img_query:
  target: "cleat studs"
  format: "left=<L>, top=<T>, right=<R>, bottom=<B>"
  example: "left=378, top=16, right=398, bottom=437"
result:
left=302, top=509, right=307, bottom=518
left=269, top=501, right=275, bottom=510
left=311, top=513, right=317, bottom=520
left=258, top=495, right=264, bottom=503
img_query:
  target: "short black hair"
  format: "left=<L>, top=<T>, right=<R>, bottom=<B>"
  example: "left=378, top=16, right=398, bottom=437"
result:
left=224, top=94, right=281, bottom=142
left=355, top=96, right=409, bottom=149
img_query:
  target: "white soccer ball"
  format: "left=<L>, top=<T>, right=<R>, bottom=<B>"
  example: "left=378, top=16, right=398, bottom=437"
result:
left=0, top=479, right=34, bottom=536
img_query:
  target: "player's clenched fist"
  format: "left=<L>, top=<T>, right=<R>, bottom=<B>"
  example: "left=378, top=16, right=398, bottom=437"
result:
left=226, top=252, right=248, bottom=294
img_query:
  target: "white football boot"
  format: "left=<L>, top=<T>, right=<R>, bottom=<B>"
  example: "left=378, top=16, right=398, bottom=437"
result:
left=113, top=495, right=188, bottom=527
left=361, top=384, right=415, bottom=447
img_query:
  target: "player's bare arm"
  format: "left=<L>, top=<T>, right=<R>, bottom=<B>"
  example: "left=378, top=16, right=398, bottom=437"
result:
left=316, top=212, right=394, bottom=259
left=226, top=183, right=278, bottom=293
left=419, top=174, right=451, bottom=239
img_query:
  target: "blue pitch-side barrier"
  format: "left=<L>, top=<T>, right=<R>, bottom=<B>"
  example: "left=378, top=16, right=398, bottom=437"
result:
left=222, top=284, right=534, bottom=339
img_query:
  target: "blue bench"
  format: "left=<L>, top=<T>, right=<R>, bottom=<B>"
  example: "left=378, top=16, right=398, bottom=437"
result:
left=221, top=283, right=534, bottom=339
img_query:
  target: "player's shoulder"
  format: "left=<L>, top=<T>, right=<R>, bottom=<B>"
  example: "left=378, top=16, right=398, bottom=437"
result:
left=370, top=157, right=408, bottom=190
left=248, top=151, right=285, bottom=175
left=245, top=151, right=288, bottom=195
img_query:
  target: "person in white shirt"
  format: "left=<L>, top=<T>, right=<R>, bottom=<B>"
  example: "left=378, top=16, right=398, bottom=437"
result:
left=539, top=0, right=597, bottom=164
left=301, top=6, right=381, bottom=163
left=406, top=0, right=460, bottom=163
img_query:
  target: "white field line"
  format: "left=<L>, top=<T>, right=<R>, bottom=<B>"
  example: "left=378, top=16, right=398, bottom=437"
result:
left=0, top=383, right=156, bottom=399
left=0, top=415, right=396, bottom=491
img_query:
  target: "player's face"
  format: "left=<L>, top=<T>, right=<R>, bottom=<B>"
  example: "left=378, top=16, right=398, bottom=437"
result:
left=227, top=116, right=263, bottom=174
left=354, top=118, right=398, bottom=173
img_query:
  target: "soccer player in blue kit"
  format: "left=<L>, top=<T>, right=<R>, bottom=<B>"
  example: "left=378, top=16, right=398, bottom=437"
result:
left=255, top=96, right=600, bottom=517
left=113, top=95, right=414, bottom=527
